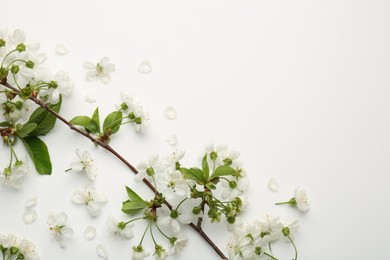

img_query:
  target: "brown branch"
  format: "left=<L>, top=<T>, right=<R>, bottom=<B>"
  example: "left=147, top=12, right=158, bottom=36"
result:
left=0, top=80, right=228, bottom=260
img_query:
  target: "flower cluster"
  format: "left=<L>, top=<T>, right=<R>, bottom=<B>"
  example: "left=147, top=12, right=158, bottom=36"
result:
left=0, top=234, right=40, bottom=260
left=0, top=28, right=74, bottom=182
left=227, top=216, right=299, bottom=260
left=119, top=92, right=149, bottom=133
left=114, top=144, right=249, bottom=259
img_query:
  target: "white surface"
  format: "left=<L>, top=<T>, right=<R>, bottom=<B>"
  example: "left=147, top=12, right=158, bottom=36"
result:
left=1, top=1, right=390, bottom=259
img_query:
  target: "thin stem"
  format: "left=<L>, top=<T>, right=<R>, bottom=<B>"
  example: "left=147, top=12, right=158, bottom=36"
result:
left=0, top=81, right=228, bottom=260
left=196, top=199, right=206, bottom=228
left=138, top=222, right=151, bottom=246
left=1, top=49, right=17, bottom=68
left=275, top=201, right=290, bottom=205
left=124, top=216, right=145, bottom=225
left=150, top=224, right=157, bottom=246
left=264, top=252, right=279, bottom=260
left=175, top=197, right=188, bottom=211
left=287, top=235, right=298, bottom=260
left=155, top=222, right=171, bottom=241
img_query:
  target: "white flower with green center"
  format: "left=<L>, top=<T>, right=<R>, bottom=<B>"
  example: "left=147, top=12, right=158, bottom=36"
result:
left=221, top=177, right=249, bottom=200
left=83, top=57, right=115, bottom=84
left=19, top=238, right=40, bottom=260
left=169, top=235, right=188, bottom=255
left=106, top=215, right=134, bottom=239
left=43, top=70, right=74, bottom=103
left=295, top=188, right=310, bottom=212
left=0, top=158, right=29, bottom=189
left=71, top=184, right=108, bottom=217
left=68, top=149, right=98, bottom=181
left=158, top=169, right=190, bottom=200
left=47, top=211, right=73, bottom=248
left=132, top=245, right=150, bottom=260
left=135, top=154, right=160, bottom=183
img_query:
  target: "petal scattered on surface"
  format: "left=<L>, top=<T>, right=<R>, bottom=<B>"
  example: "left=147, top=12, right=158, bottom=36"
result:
left=23, top=209, right=38, bottom=225
left=84, top=225, right=97, bottom=241
left=164, top=106, right=177, bottom=120
left=55, top=44, right=68, bottom=55
left=137, top=60, right=152, bottom=73
left=96, top=244, right=109, bottom=259
left=268, top=178, right=279, bottom=192
left=166, top=135, right=178, bottom=146
left=24, top=197, right=38, bottom=208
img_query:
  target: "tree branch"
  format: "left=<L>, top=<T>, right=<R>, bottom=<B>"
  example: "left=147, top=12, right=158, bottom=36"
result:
left=0, top=80, right=228, bottom=260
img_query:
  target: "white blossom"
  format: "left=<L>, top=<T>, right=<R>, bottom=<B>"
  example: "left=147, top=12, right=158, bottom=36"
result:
left=158, top=169, right=190, bottom=200
left=221, top=177, right=249, bottom=200
left=106, top=215, right=134, bottom=239
left=19, top=238, right=40, bottom=260
left=83, top=57, right=115, bottom=84
left=47, top=211, right=73, bottom=248
left=132, top=246, right=150, bottom=260
left=68, top=149, right=98, bottom=180
left=135, top=154, right=160, bottom=183
left=71, top=184, right=108, bottom=217
left=170, top=235, right=188, bottom=255
left=295, top=188, right=310, bottom=212
left=0, top=158, right=29, bottom=189
left=157, top=204, right=182, bottom=234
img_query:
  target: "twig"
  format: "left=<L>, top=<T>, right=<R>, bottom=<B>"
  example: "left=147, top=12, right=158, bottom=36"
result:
left=0, top=81, right=228, bottom=260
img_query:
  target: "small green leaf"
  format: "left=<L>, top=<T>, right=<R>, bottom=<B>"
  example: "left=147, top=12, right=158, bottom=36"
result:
left=0, top=121, right=12, bottom=127
left=28, top=96, right=62, bottom=136
left=103, top=111, right=122, bottom=134
left=202, top=154, right=209, bottom=181
left=121, top=200, right=149, bottom=215
left=125, top=186, right=145, bottom=202
left=180, top=167, right=205, bottom=185
left=122, top=186, right=149, bottom=215
left=90, top=107, right=101, bottom=133
left=21, top=136, right=52, bottom=175
left=70, top=116, right=92, bottom=128
left=16, top=123, right=37, bottom=138
left=211, top=166, right=236, bottom=179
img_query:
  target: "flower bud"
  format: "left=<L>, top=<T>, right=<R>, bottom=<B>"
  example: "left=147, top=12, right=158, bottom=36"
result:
left=11, top=65, right=19, bottom=74
left=16, top=43, right=26, bottom=52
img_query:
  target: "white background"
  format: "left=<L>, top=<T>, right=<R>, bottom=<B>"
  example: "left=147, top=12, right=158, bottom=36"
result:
left=1, top=0, right=390, bottom=259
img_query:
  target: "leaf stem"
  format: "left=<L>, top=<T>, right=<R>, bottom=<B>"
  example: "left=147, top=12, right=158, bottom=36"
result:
left=0, top=81, right=228, bottom=260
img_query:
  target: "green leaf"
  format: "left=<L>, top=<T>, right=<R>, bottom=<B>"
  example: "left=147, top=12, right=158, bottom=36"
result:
left=121, top=186, right=149, bottom=215
left=121, top=200, right=149, bottom=215
left=21, top=136, right=52, bottom=175
left=28, top=97, right=62, bottom=136
left=103, top=111, right=122, bottom=134
left=180, top=167, right=205, bottom=185
left=16, top=123, right=37, bottom=138
left=211, top=166, right=237, bottom=179
left=90, top=108, right=101, bottom=133
left=202, top=154, right=209, bottom=181
left=125, top=186, right=145, bottom=202
left=0, top=121, right=12, bottom=127
left=70, top=116, right=92, bottom=128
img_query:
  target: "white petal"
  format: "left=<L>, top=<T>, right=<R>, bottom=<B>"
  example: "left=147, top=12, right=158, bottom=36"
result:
left=267, top=178, right=279, bottom=192
left=71, top=191, right=85, bottom=204
left=61, top=226, right=74, bottom=238
left=164, top=106, right=177, bottom=120
left=24, top=197, right=38, bottom=208
left=84, top=91, right=97, bottom=103
left=166, top=135, right=178, bottom=146
left=83, top=62, right=96, bottom=69
left=137, top=60, right=152, bottom=74
left=55, top=44, right=68, bottom=55
left=23, top=209, right=37, bottom=224
left=100, top=75, right=111, bottom=84
left=96, top=244, right=109, bottom=259
left=87, top=201, right=102, bottom=217
left=84, top=225, right=96, bottom=241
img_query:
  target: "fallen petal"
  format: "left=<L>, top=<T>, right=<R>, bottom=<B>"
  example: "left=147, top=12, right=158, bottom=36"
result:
left=166, top=135, right=178, bottom=146
left=96, top=244, right=109, bottom=259
left=84, top=225, right=96, bottom=241
left=55, top=44, right=68, bottom=55
left=23, top=209, right=38, bottom=225
left=137, top=60, right=152, bottom=74
left=84, top=91, right=97, bottom=103
left=164, top=106, right=177, bottom=120
left=267, top=178, right=279, bottom=192
left=24, top=197, right=38, bottom=208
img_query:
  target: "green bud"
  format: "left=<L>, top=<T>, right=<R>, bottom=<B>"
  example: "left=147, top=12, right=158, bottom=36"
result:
left=175, top=161, right=181, bottom=170
left=134, top=117, right=142, bottom=124
left=146, top=167, right=155, bottom=177
left=209, top=151, right=218, bottom=161
left=255, top=247, right=262, bottom=255
left=229, top=180, right=237, bottom=189
left=120, top=102, right=128, bottom=110
left=15, top=101, right=24, bottom=110
left=117, top=221, right=127, bottom=230
left=16, top=43, right=26, bottom=52
left=48, top=80, right=58, bottom=89
left=223, top=157, right=233, bottom=166
left=17, top=254, right=25, bottom=260
left=11, top=65, right=19, bottom=74
left=0, top=39, right=5, bottom=47
left=260, top=231, right=270, bottom=238
left=227, top=216, right=235, bottom=224
left=10, top=246, right=19, bottom=254
left=170, top=209, right=179, bottom=219
left=0, top=67, right=9, bottom=81
left=169, top=237, right=177, bottom=245
left=282, top=227, right=290, bottom=236
left=25, top=60, right=34, bottom=69
left=192, top=206, right=201, bottom=215
left=128, top=112, right=135, bottom=119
